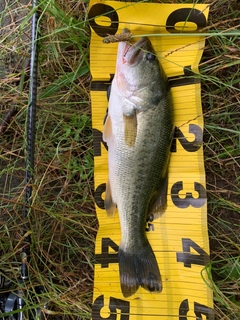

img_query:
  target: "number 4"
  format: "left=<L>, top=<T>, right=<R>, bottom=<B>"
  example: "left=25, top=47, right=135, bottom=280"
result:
left=95, top=238, right=119, bottom=268
left=177, top=238, right=209, bottom=268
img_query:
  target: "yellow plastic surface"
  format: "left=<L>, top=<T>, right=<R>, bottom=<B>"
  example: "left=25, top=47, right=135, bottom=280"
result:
left=89, top=1, right=214, bottom=319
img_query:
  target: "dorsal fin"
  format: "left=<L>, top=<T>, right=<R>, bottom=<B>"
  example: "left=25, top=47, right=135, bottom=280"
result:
left=148, top=175, right=168, bottom=221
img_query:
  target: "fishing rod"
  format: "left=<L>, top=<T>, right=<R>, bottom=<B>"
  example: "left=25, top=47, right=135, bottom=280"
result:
left=0, top=1, right=46, bottom=318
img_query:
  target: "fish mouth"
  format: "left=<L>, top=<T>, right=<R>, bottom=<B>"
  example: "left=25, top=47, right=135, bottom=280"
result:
left=121, top=29, right=150, bottom=65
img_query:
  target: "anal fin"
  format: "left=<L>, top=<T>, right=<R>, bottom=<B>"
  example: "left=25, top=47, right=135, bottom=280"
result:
left=105, top=178, right=116, bottom=217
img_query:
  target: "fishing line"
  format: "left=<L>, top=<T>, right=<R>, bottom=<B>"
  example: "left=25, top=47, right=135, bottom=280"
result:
left=99, top=20, right=199, bottom=28
left=98, top=19, right=240, bottom=32
left=96, top=19, right=240, bottom=37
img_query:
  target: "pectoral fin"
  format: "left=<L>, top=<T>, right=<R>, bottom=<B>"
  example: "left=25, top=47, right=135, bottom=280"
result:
left=105, top=178, right=116, bottom=217
left=103, top=115, right=112, bottom=143
left=123, top=112, right=137, bottom=147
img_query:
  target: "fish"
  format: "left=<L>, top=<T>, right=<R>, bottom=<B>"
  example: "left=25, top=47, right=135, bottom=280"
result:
left=103, top=28, right=173, bottom=298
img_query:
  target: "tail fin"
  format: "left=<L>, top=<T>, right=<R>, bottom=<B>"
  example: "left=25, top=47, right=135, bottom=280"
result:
left=118, top=242, right=162, bottom=298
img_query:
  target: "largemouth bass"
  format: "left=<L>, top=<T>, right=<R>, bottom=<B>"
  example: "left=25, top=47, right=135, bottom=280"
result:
left=103, top=29, right=173, bottom=298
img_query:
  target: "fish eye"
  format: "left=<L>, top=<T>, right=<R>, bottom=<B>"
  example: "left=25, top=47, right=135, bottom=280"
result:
left=146, top=53, right=156, bottom=62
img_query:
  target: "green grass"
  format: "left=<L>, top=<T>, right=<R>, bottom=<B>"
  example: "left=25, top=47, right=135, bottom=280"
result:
left=200, top=1, right=240, bottom=317
left=0, top=0, right=239, bottom=319
left=1, top=0, right=95, bottom=318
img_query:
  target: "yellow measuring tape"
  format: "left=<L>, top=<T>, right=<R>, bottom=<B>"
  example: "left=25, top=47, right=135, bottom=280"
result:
left=89, top=1, right=214, bottom=319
